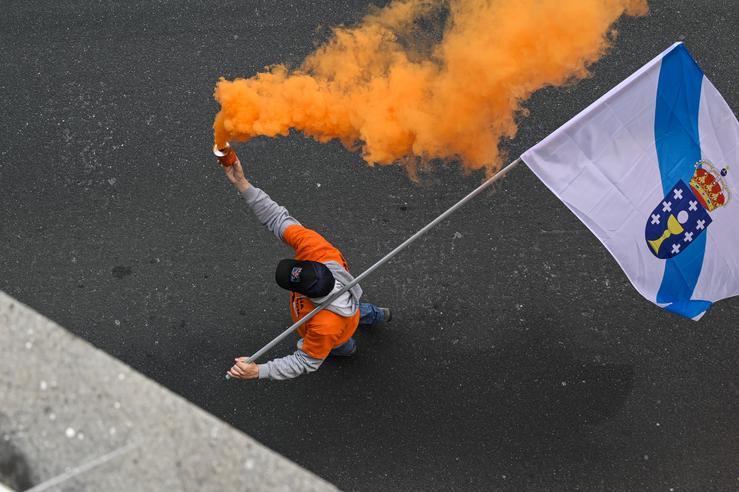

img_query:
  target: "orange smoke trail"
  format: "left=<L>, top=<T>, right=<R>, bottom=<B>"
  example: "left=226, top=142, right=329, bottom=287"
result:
left=213, top=0, right=647, bottom=172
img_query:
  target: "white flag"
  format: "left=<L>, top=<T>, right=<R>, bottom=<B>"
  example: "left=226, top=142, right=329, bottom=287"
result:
left=522, top=43, right=738, bottom=320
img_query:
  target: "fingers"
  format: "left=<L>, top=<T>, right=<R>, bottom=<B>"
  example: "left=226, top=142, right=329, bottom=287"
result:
left=227, top=357, right=253, bottom=380
left=217, top=157, right=240, bottom=168
left=228, top=364, right=246, bottom=379
left=218, top=159, right=245, bottom=189
left=219, top=163, right=232, bottom=180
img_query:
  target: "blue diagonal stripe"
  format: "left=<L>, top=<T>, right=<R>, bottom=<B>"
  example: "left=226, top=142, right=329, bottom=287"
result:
left=654, top=44, right=711, bottom=318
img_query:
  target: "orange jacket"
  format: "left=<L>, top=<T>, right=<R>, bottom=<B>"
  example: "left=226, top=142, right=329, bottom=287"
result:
left=283, top=224, right=360, bottom=359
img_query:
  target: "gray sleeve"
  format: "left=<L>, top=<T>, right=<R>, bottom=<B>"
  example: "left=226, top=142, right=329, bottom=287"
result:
left=258, top=350, right=324, bottom=381
left=240, top=185, right=300, bottom=240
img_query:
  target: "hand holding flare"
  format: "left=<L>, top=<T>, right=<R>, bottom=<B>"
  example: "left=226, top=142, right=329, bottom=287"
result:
left=215, top=142, right=250, bottom=194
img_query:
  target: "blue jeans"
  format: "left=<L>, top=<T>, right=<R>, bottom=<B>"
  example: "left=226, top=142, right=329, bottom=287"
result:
left=329, top=303, right=384, bottom=356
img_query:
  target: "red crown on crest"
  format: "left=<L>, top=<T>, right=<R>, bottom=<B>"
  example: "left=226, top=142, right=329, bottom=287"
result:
left=689, top=160, right=730, bottom=212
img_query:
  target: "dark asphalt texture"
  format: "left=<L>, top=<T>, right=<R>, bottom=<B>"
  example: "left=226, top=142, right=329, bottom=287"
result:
left=1, top=1, right=738, bottom=490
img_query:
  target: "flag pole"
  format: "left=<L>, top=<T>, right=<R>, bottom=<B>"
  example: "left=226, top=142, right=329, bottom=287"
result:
left=226, top=157, right=522, bottom=378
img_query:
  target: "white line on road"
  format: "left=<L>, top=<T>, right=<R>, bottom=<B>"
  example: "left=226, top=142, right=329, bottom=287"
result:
left=25, top=442, right=139, bottom=492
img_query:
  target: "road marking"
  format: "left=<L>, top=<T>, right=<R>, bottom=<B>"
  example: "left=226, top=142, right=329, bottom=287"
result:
left=25, top=442, right=139, bottom=492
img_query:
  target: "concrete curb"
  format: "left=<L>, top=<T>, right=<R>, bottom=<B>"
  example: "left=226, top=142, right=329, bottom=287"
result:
left=0, top=291, right=337, bottom=492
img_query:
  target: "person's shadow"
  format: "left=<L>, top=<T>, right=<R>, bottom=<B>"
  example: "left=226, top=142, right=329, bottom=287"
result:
left=315, top=325, right=636, bottom=485
left=214, top=320, right=636, bottom=488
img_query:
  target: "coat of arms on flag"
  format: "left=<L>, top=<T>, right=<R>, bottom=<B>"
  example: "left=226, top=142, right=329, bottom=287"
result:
left=645, top=161, right=729, bottom=259
left=522, top=43, right=739, bottom=320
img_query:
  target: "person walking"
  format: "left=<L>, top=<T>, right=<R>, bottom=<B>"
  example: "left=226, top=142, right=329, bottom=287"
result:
left=220, top=151, right=391, bottom=381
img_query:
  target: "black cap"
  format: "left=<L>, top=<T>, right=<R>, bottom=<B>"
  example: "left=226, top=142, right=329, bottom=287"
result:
left=275, top=259, right=335, bottom=298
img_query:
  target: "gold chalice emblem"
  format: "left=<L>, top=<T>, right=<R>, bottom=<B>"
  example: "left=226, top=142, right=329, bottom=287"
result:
left=649, top=213, right=687, bottom=254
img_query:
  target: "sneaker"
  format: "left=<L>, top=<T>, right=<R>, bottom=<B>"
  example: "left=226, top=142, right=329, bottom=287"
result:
left=380, top=307, right=392, bottom=323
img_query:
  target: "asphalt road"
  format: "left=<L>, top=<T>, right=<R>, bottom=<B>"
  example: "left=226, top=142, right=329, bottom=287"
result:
left=1, top=1, right=738, bottom=490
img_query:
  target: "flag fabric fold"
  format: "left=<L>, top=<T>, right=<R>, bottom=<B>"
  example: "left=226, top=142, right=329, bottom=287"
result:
left=522, top=42, right=739, bottom=320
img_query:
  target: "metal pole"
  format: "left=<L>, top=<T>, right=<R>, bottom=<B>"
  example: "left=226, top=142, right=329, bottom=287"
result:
left=226, top=157, right=522, bottom=378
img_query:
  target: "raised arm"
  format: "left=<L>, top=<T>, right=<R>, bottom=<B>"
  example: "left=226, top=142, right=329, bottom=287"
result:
left=220, top=154, right=300, bottom=240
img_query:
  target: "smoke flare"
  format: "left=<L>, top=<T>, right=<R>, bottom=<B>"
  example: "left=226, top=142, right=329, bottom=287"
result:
left=213, top=0, right=647, bottom=172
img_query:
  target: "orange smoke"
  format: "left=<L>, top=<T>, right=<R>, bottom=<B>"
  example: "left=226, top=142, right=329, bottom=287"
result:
left=213, top=0, right=647, bottom=172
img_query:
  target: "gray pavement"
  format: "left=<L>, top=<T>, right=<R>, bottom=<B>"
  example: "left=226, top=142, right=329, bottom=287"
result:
left=1, top=1, right=738, bottom=490
left=0, top=291, right=335, bottom=491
